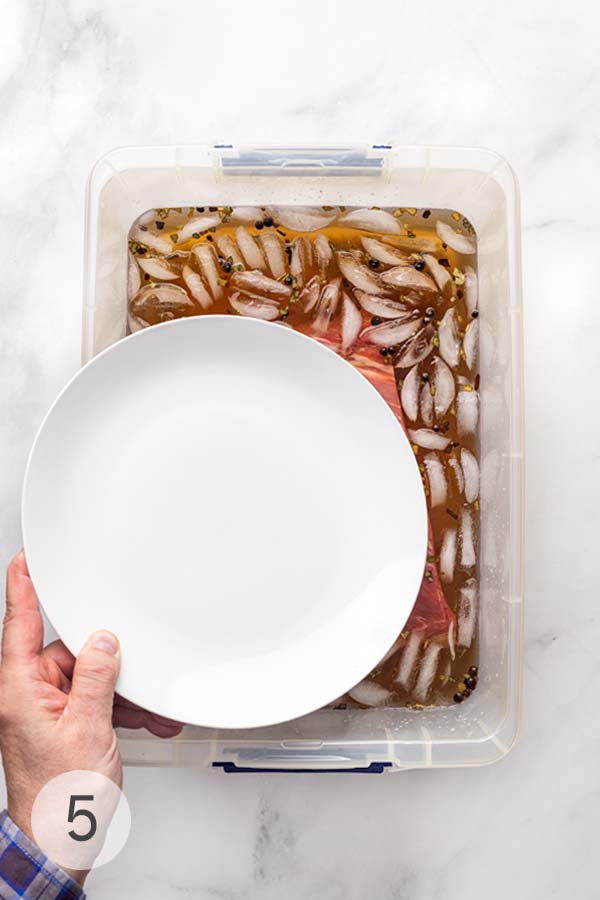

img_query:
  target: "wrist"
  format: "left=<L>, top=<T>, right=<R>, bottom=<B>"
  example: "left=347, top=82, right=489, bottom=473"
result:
left=61, top=866, right=89, bottom=887
left=6, top=803, right=88, bottom=888
left=0, top=809, right=87, bottom=897
left=6, top=799, right=33, bottom=843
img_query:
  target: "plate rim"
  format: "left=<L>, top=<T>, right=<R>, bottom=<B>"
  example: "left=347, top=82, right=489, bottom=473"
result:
left=21, top=315, right=428, bottom=728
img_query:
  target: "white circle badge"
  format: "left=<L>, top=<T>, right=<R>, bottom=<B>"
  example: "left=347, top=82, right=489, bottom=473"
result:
left=31, top=771, right=131, bottom=871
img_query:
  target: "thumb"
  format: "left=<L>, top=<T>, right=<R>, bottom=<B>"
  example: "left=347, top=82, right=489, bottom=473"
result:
left=67, top=631, right=120, bottom=724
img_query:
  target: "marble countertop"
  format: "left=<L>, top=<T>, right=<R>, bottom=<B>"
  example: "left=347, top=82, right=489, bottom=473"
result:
left=1, top=1, right=599, bottom=897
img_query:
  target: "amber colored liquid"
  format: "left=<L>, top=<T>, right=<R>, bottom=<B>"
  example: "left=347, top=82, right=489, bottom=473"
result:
left=128, top=207, right=479, bottom=708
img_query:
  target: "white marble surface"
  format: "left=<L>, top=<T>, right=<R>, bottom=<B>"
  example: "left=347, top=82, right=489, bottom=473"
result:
left=1, top=0, right=599, bottom=897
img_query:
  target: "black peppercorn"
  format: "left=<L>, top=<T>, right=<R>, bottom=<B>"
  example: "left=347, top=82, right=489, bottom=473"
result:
left=465, top=676, right=477, bottom=690
left=380, top=348, right=388, bottom=357
left=472, top=310, right=479, bottom=318
left=453, top=692, right=465, bottom=704
left=421, top=372, right=429, bottom=382
left=371, top=316, right=382, bottom=326
left=255, top=221, right=264, bottom=230
left=468, top=666, right=478, bottom=676
left=263, top=216, right=274, bottom=227
left=368, top=258, right=380, bottom=269
left=414, top=259, right=425, bottom=271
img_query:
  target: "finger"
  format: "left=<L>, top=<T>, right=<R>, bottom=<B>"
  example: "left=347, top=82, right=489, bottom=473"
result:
left=145, top=721, right=184, bottom=738
left=113, top=704, right=183, bottom=738
left=41, top=640, right=76, bottom=677
left=113, top=704, right=145, bottom=729
left=114, top=694, right=184, bottom=728
left=2, top=551, right=43, bottom=663
left=39, top=640, right=76, bottom=691
left=67, top=631, right=120, bottom=724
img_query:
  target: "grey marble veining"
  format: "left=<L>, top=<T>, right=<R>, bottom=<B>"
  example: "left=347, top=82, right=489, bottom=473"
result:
left=1, top=1, right=600, bottom=897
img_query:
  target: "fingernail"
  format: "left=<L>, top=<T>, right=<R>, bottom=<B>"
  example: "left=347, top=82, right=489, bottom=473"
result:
left=91, top=631, right=119, bottom=655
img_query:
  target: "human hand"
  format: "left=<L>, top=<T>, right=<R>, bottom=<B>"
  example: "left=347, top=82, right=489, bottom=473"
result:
left=0, top=551, right=183, bottom=883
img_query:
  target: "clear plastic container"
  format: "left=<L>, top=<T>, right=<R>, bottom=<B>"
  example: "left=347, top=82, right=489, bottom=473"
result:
left=83, top=145, right=524, bottom=772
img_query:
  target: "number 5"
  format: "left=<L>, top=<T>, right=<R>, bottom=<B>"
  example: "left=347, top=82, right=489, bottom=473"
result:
left=67, top=795, right=97, bottom=842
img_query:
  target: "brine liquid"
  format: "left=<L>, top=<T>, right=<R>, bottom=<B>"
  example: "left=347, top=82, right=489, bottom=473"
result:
left=127, top=205, right=480, bottom=708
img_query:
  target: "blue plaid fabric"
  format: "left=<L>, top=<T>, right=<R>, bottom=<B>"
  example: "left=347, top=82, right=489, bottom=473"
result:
left=0, top=811, right=84, bottom=900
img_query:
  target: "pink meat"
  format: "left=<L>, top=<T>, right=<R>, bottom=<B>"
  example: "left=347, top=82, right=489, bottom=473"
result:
left=302, top=322, right=456, bottom=644
left=351, top=347, right=455, bottom=640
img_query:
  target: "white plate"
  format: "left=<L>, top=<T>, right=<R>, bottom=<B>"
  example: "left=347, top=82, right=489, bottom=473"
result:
left=22, top=316, right=427, bottom=729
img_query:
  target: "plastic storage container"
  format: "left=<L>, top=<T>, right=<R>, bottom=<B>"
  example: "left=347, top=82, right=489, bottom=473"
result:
left=83, top=145, right=524, bottom=772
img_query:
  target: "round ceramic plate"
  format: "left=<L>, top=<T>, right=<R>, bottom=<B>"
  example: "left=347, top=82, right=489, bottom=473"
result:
left=22, top=316, right=427, bottom=729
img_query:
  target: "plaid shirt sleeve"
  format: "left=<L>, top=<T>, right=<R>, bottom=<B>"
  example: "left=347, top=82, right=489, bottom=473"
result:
left=0, top=811, right=85, bottom=900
